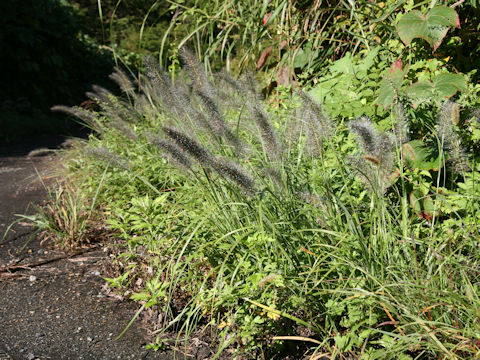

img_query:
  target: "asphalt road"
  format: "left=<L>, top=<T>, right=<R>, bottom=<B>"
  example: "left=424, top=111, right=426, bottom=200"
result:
left=0, top=137, right=175, bottom=360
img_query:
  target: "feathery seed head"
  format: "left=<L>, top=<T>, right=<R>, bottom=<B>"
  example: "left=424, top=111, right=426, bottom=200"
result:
left=51, top=105, right=103, bottom=133
left=91, top=85, right=115, bottom=104
left=252, top=105, right=281, bottom=160
left=144, top=56, right=197, bottom=122
left=437, top=101, right=469, bottom=173
left=349, top=116, right=395, bottom=194
left=195, top=90, right=245, bottom=154
left=109, top=67, right=136, bottom=97
left=437, top=101, right=455, bottom=141
left=217, top=70, right=279, bottom=158
left=215, top=70, right=241, bottom=92
left=195, top=90, right=226, bottom=133
left=393, top=102, right=410, bottom=145
left=297, top=90, right=333, bottom=153
left=86, top=147, right=130, bottom=170
left=88, top=85, right=140, bottom=123
left=149, top=135, right=193, bottom=171
left=377, top=131, right=395, bottom=159
left=213, top=157, right=256, bottom=193
left=350, top=116, right=379, bottom=155
left=162, top=127, right=215, bottom=167
left=178, top=47, right=211, bottom=95
left=144, top=56, right=178, bottom=110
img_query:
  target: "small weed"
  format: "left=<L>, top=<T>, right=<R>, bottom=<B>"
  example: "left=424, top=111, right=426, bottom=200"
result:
left=23, top=166, right=108, bottom=249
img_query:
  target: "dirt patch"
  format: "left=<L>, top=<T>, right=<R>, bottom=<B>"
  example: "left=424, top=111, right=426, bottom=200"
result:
left=0, top=138, right=175, bottom=359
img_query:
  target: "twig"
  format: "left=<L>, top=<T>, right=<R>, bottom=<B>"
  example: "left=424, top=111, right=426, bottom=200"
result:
left=0, top=246, right=100, bottom=273
left=450, top=0, right=464, bottom=8
left=0, top=272, right=28, bottom=280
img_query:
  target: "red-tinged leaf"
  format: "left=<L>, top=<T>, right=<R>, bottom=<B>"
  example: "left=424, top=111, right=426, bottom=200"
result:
left=277, top=66, right=291, bottom=86
left=377, top=78, right=397, bottom=108
left=433, top=72, right=466, bottom=98
left=389, top=60, right=405, bottom=87
left=377, top=61, right=405, bottom=108
left=390, top=59, right=403, bottom=73
left=263, top=13, right=271, bottom=26
left=257, top=46, right=273, bottom=70
left=279, top=40, right=288, bottom=51
left=429, top=5, right=460, bottom=28
left=397, top=6, right=460, bottom=52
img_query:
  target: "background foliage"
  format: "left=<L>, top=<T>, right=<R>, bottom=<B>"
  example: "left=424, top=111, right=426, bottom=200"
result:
left=0, top=0, right=113, bottom=141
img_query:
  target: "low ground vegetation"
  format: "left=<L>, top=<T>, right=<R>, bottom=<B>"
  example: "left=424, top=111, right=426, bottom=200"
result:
left=47, top=53, right=480, bottom=359
left=25, top=1, right=480, bottom=359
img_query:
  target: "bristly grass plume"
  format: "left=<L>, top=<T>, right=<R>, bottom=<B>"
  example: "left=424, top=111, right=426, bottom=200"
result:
left=51, top=105, right=103, bottom=133
left=162, top=126, right=215, bottom=168
left=437, top=100, right=469, bottom=173
left=178, top=46, right=212, bottom=96
left=393, top=101, right=409, bottom=146
left=148, top=134, right=193, bottom=171
left=297, top=90, right=333, bottom=155
left=349, top=116, right=395, bottom=193
left=109, top=67, right=137, bottom=101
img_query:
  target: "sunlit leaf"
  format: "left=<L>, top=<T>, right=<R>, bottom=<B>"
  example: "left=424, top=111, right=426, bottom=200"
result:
left=402, top=140, right=443, bottom=171
left=397, top=6, right=460, bottom=51
left=406, top=81, right=433, bottom=101
left=433, top=72, right=467, bottom=98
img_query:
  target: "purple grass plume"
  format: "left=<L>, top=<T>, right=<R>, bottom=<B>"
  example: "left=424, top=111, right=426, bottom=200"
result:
left=50, top=105, right=103, bottom=133
left=178, top=47, right=212, bottom=96
left=393, top=102, right=409, bottom=146
left=149, top=134, right=193, bottom=171
left=195, top=90, right=245, bottom=154
left=109, top=67, right=137, bottom=100
left=213, top=157, right=256, bottom=193
left=162, top=126, right=215, bottom=167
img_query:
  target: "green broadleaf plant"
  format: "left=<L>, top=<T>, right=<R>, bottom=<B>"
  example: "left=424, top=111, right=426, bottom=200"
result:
left=402, top=139, right=443, bottom=172
left=378, top=5, right=466, bottom=108
left=396, top=5, right=460, bottom=52
left=377, top=59, right=406, bottom=108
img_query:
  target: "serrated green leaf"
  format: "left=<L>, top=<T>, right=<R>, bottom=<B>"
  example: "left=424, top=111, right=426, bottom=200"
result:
left=377, top=79, right=397, bottom=108
left=433, top=72, right=467, bottom=98
left=406, top=81, right=433, bottom=101
left=397, top=6, right=460, bottom=51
